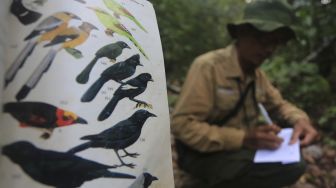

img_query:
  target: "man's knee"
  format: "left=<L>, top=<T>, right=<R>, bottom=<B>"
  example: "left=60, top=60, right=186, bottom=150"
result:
left=281, top=160, right=306, bottom=185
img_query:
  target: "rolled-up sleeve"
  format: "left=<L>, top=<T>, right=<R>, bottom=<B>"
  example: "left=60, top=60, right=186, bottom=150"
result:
left=171, top=58, right=245, bottom=152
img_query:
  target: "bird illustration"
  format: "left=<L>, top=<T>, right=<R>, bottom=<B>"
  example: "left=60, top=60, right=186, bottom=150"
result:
left=68, top=110, right=156, bottom=168
left=2, top=141, right=136, bottom=188
left=74, top=0, right=87, bottom=4
left=129, top=172, right=159, bottom=188
left=3, top=102, right=88, bottom=139
left=10, top=0, right=42, bottom=25
left=103, top=0, right=147, bottom=32
left=88, top=6, right=149, bottom=60
left=76, top=41, right=131, bottom=84
left=98, top=73, right=153, bottom=121
left=128, top=0, right=145, bottom=7
left=5, top=12, right=81, bottom=88
left=81, top=54, right=143, bottom=102
left=16, top=22, right=98, bottom=101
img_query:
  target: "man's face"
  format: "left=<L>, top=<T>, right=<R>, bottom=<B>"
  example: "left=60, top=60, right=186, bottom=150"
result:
left=236, top=28, right=285, bottom=71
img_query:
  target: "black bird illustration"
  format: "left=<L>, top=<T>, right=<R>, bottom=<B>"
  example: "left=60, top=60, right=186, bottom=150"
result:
left=98, top=73, right=153, bottom=121
left=81, top=54, right=143, bottom=102
left=68, top=110, right=156, bottom=168
left=2, top=141, right=136, bottom=188
left=3, top=102, right=87, bottom=139
left=76, top=41, right=131, bottom=84
left=10, top=0, right=42, bottom=25
left=129, top=172, right=159, bottom=188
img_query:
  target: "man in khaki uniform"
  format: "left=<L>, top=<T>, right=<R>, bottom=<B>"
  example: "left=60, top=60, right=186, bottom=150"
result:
left=172, top=0, right=318, bottom=188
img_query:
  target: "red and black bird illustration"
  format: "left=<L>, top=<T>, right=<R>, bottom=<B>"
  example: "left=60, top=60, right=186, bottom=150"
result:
left=3, top=102, right=88, bottom=139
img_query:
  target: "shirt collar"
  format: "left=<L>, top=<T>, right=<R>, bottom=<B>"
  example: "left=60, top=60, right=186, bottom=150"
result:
left=217, top=44, right=258, bottom=81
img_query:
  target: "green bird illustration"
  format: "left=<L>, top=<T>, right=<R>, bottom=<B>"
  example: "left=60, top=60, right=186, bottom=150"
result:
left=76, top=41, right=130, bottom=84
left=103, top=0, right=147, bottom=33
left=88, top=7, right=149, bottom=60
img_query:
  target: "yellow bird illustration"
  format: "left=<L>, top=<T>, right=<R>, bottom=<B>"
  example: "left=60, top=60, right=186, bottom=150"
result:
left=16, top=22, right=98, bottom=101
left=5, top=12, right=81, bottom=88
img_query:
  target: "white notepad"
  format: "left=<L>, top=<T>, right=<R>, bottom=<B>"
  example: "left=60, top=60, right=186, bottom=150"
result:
left=254, top=128, right=300, bottom=164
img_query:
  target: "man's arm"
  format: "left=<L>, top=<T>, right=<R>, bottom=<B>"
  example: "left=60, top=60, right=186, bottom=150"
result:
left=260, top=71, right=318, bottom=146
left=171, top=58, right=245, bottom=152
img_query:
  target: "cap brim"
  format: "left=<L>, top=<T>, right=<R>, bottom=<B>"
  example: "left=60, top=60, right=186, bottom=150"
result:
left=227, top=20, right=295, bottom=41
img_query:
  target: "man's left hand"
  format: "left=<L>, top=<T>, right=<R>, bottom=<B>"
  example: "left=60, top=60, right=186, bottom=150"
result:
left=290, top=119, right=318, bottom=146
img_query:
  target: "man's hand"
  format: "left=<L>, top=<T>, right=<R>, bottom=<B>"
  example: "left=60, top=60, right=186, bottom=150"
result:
left=290, top=119, right=318, bottom=146
left=243, top=125, right=283, bottom=150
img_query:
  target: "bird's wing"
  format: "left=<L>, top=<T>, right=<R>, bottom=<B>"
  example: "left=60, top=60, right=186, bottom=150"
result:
left=119, top=6, right=134, bottom=18
left=115, top=23, right=132, bottom=36
left=102, top=62, right=129, bottom=78
left=41, top=149, right=111, bottom=173
left=35, top=17, right=63, bottom=33
left=121, top=32, right=148, bottom=59
left=100, top=120, right=138, bottom=141
left=8, top=102, right=57, bottom=126
left=45, top=31, right=79, bottom=46
left=95, top=11, right=118, bottom=29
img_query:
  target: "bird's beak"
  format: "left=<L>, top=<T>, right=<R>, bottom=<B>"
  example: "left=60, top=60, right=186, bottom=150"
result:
left=150, top=78, right=154, bottom=82
left=153, top=176, right=159, bottom=181
left=76, top=117, right=88, bottom=124
left=149, top=112, right=157, bottom=117
left=139, top=63, right=143, bottom=66
left=126, top=45, right=131, bottom=49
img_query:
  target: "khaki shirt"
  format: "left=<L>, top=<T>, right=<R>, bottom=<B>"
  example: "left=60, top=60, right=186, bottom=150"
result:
left=172, top=45, right=309, bottom=152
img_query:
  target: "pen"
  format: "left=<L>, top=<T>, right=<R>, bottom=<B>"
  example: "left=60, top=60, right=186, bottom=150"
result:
left=258, top=103, right=273, bottom=125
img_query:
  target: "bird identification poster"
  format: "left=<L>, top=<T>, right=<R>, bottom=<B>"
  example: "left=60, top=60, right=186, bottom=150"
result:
left=0, top=0, right=175, bottom=187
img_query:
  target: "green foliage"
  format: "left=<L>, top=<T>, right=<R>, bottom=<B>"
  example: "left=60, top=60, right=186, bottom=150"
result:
left=150, top=0, right=245, bottom=79
left=262, top=57, right=330, bottom=110
left=150, top=0, right=336, bottom=131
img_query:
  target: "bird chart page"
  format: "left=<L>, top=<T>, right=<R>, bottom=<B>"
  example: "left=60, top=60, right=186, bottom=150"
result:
left=0, top=0, right=174, bottom=188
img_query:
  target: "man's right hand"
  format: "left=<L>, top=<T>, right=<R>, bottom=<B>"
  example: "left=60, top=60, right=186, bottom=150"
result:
left=243, top=125, right=283, bottom=150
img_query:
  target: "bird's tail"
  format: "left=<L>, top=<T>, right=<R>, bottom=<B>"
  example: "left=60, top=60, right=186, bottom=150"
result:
left=16, top=49, right=57, bottom=101
left=76, top=56, right=99, bottom=84
left=130, top=16, right=147, bottom=33
left=98, top=95, right=123, bottom=121
left=127, top=33, right=149, bottom=60
left=103, top=171, right=136, bottom=179
left=5, top=41, right=38, bottom=88
left=81, top=77, right=108, bottom=102
left=67, top=141, right=92, bottom=154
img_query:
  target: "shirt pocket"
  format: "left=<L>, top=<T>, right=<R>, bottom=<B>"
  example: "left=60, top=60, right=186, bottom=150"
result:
left=215, top=85, right=239, bottom=111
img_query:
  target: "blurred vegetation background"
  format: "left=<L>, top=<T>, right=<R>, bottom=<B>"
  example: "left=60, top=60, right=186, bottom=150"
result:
left=149, top=0, right=336, bottom=137
left=148, top=1, right=336, bottom=186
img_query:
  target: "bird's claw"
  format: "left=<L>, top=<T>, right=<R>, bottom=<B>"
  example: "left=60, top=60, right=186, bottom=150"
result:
left=121, top=152, right=139, bottom=158
left=135, top=102, right=152, bottom=109
left=124, top=163, right=136, bottom=169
